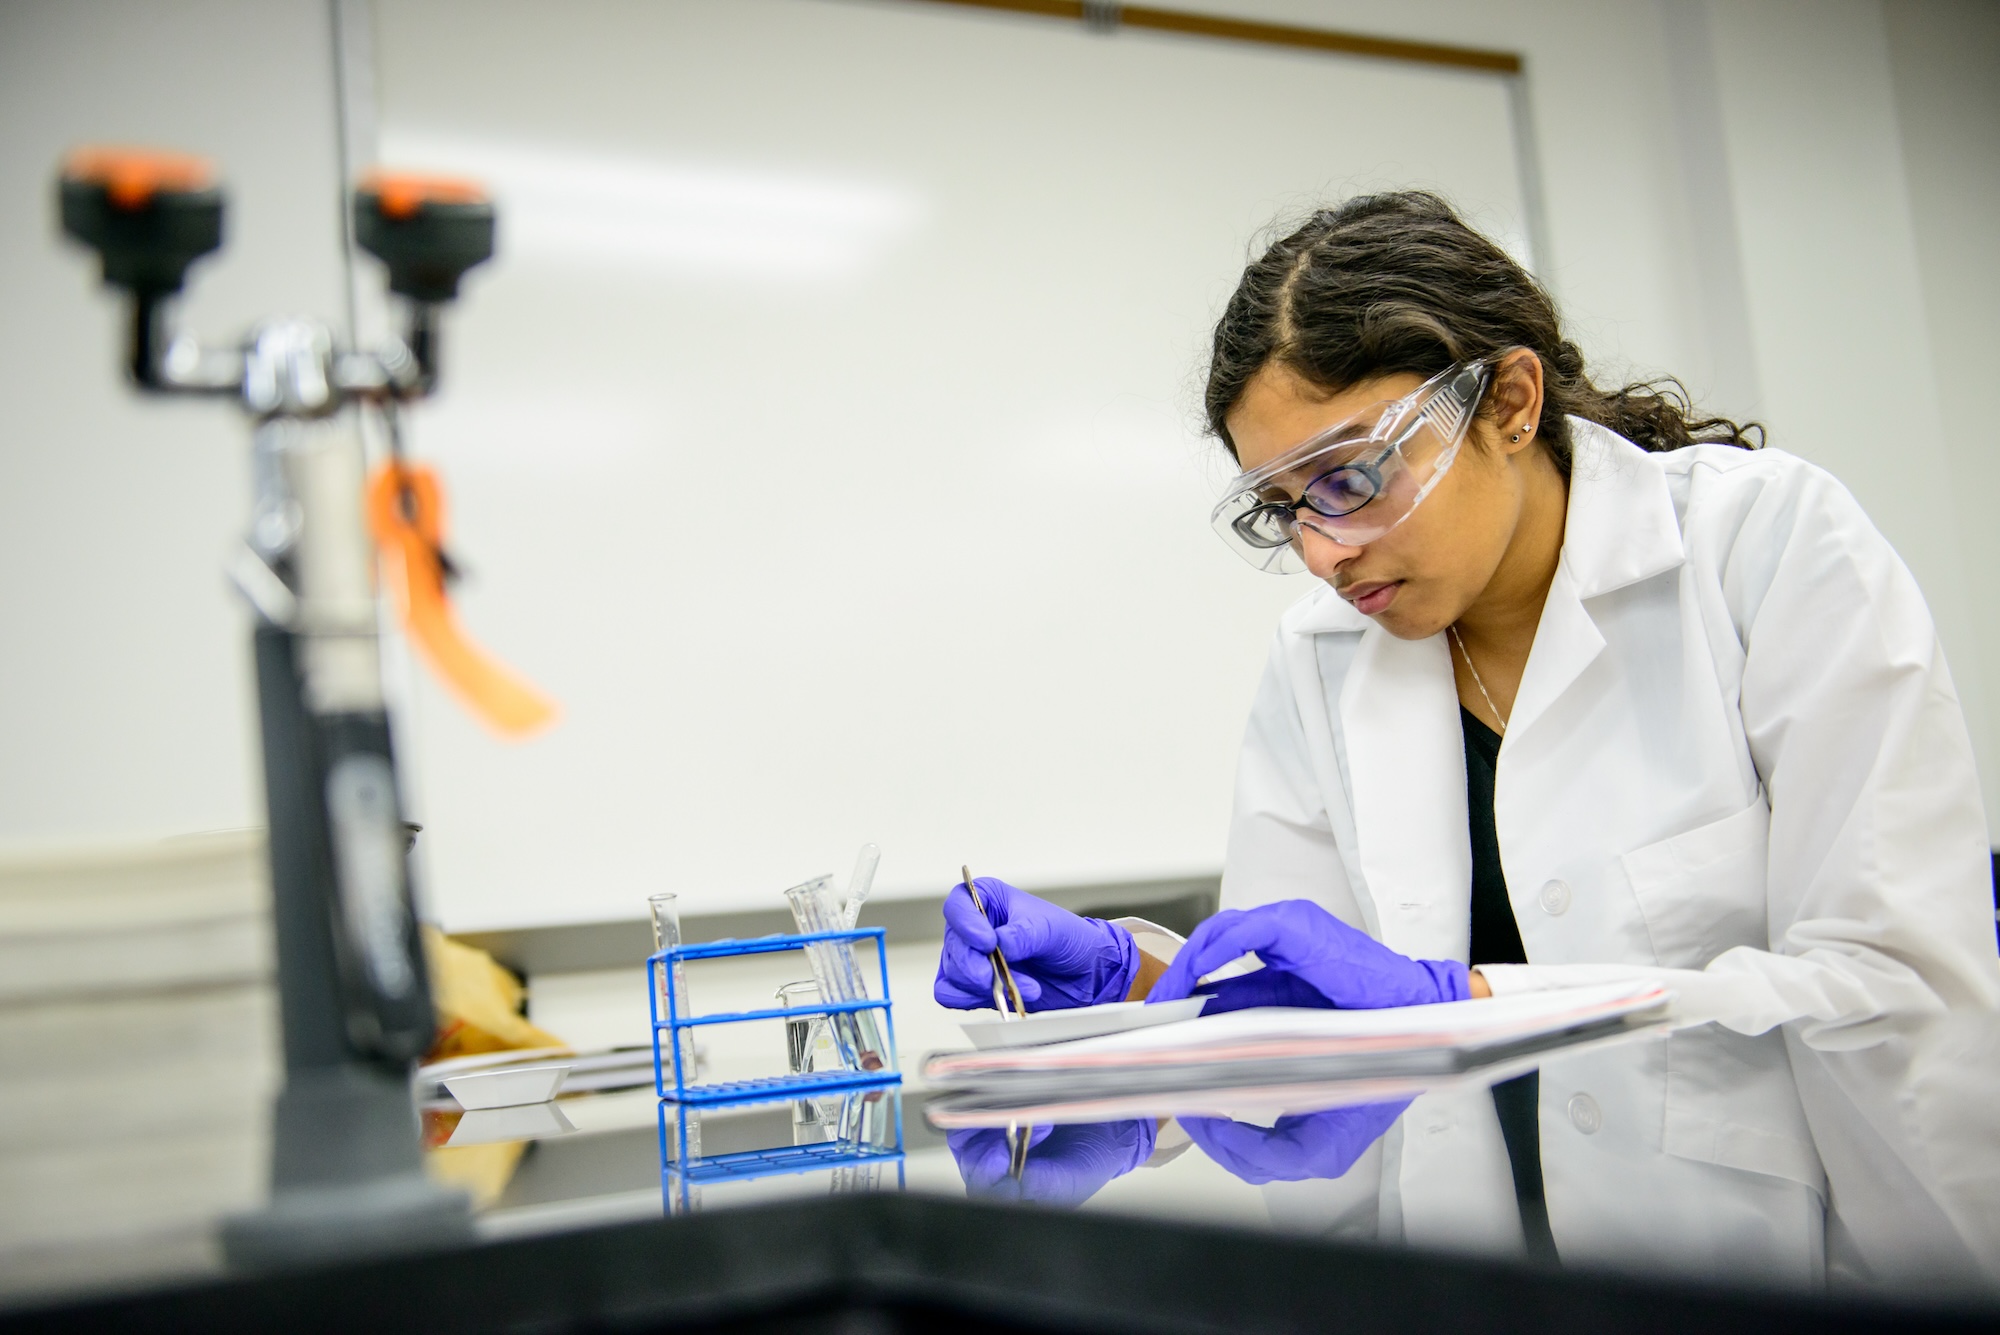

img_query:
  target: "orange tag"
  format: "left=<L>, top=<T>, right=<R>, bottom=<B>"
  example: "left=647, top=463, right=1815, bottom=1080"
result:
left=366, top=463, right=559, bottom=738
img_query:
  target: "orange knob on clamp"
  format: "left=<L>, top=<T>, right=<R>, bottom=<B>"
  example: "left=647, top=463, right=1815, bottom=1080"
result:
left=366, top=462, right=558, bottom=738
left=59, top=144, right=224, bottom=297
left=354, top=169, right=495, bottom=304
left=63, top=145, right=216, bottom=208
left=358, top=168, right=487, bottom=219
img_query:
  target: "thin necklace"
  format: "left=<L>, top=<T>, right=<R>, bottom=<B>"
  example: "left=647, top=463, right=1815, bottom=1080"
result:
left=1450, top=625, right=1507, bottom=734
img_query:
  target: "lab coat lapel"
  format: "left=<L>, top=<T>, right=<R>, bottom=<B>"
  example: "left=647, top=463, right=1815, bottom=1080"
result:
left=1509, top=423, right=1684, bottom=740
left=1506, top=561, right=1603, bottom=740
left=1339, top=623, right=1472, bottom=962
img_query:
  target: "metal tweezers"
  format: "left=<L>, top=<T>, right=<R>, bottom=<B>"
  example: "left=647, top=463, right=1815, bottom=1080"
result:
left=963, top=865, right=1030, bottom=1179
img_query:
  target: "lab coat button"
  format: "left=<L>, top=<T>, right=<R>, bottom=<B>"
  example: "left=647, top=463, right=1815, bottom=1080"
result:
left=1567, top=1093, right=1602, bottom=1134
left=1538, top=879, right=1572, bottom=915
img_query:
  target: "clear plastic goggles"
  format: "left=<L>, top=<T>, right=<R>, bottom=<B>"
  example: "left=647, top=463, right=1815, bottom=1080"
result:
left=1211, top=361, right=1493, bottom=574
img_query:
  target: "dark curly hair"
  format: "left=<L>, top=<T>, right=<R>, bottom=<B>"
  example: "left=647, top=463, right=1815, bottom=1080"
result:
left=1204, top=191, right=1761, bottom=471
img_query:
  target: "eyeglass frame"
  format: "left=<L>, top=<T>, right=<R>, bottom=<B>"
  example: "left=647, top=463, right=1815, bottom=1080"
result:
left=1217, top=359, right=1496, bottom=559
left=1227, top=433, right=1405, bottom=548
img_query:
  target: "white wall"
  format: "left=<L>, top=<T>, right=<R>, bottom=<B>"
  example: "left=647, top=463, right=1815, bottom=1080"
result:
left=0, top=0, right=1992, bottom=927
left=1702, top=0, right=1994, bottom=826
left=365, top=0, right=1534, bottom=928
left=0, top=0, right=346, bottom=844
left=1882, top=0, right=2000, bottom=826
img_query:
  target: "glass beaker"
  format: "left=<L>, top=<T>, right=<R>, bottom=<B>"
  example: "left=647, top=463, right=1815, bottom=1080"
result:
left=783, top=876, right=890, bottom=1073
left=777, top=978, right=839, bottom=1140
left=777, top=979, right=840, bottom=1077
left=649, top=892, right=699, bottom=1091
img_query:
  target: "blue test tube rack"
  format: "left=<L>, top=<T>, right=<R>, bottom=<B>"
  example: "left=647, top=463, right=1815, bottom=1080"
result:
left=648, top=926, right=901, bottom=1104
left=658, top=1087, right=906, bottom=1215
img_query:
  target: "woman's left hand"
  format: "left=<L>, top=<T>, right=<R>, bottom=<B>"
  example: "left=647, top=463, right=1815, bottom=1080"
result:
left=1146, top=899, right=1470, bottom=1010
left=1181, top=1101, right=1410, bottom=1184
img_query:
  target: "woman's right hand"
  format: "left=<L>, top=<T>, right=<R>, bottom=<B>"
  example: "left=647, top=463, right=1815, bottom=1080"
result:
left=947, top=1120, right=1157, bottom=1208
left=934, top=877, right=1139, bottom=1011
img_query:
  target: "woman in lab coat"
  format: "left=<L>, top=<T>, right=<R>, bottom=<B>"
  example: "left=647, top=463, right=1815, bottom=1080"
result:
left=936, top=192, right=1999, bottom=1284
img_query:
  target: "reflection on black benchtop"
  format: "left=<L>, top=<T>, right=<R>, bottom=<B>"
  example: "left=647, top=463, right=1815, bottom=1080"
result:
left=438, top=1021, right=2000, bottom=1309
left=12, top=1017, right=1996, bottom=1318
left=491, top=1094, right=949, bottom=1214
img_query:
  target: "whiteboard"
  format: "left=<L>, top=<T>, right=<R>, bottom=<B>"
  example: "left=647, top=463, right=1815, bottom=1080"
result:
left=369, top=0, right=1530, bottom=929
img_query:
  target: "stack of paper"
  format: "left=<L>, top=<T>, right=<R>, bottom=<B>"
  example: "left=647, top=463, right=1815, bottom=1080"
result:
left=921, top=982, right=1670, bottom=1101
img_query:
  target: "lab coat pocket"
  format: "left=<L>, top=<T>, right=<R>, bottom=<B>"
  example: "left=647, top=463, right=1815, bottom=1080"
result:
left=1620, top=798, right=1769, bottom=969
left=1662, top=1028, right=1824, bottom=1198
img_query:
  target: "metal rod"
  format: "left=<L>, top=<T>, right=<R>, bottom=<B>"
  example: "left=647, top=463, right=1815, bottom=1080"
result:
left=963, top=866, right=1027, bottom=1019
left=898, top=0, right=1521, bottom=74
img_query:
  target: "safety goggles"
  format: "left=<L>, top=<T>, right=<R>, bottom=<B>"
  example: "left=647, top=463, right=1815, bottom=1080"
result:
left=1210, top=360, right=1493, bottom=573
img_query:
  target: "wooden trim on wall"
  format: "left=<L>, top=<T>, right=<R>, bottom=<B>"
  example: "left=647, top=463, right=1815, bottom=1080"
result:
left=899, top=0, right=1522, bottom=75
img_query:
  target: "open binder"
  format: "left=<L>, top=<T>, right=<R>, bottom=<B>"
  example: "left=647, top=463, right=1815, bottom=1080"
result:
left=921, top=981, right=1672, bottom=1103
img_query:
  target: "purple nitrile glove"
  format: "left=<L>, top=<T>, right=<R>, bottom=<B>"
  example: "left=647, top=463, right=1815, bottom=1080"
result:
left=1181, top=1101, right=1410, bottom=1185
left=947, top=1119, right=1157, bottom=1208
left=1145, top=900, right=1468, bottom=1010
left=1193, top=966, right=1340, bottom=1016
left=935, top=877, right=1139, bottom=1012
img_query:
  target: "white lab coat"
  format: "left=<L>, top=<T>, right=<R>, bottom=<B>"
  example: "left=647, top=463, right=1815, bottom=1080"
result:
left=1221, top=420, right=2000, bottom=1287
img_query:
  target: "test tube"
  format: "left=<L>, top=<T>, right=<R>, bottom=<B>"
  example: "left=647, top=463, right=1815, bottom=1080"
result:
left=649, top=892, right=700, bottom=1091
left=663, top=1103, right=704, bottom=1215
left=841, top=843, right=881, bottom=929
left=784, top=876, right=890, bottom=1073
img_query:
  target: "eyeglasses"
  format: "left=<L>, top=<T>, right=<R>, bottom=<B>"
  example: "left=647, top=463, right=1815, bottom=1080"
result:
left=1210, top=361, right=1493, bottom=573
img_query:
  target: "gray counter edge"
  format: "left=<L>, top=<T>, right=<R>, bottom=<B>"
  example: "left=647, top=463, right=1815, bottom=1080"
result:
left=454, top=875, right=1221, bottom=976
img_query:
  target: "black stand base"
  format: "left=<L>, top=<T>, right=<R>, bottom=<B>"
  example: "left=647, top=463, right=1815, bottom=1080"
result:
left=220, top=1065, right=470, bottom=1272
left=230, top=625, right=463, bottom=1272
